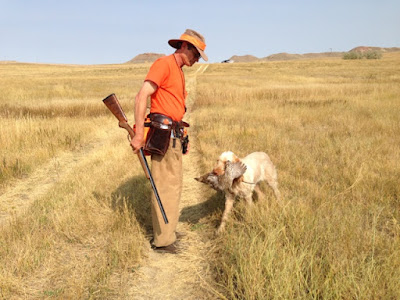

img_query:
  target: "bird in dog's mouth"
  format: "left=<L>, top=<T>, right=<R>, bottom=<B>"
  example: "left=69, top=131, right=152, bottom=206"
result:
left=195, top=160, right=247, bottom=193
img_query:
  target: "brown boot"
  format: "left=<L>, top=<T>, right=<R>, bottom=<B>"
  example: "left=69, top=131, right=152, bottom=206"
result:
left=150, top=239, right=181, bottom=254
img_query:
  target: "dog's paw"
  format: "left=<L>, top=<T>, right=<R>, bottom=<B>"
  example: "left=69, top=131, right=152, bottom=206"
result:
left=215, top=225, right=226, bottom=235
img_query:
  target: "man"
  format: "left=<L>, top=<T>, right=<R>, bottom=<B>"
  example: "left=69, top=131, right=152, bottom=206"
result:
left=131, top=29, right=208, bottom=254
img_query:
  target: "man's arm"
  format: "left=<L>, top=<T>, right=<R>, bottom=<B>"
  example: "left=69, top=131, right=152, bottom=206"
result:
left=131, top=80, right=157, bottom=153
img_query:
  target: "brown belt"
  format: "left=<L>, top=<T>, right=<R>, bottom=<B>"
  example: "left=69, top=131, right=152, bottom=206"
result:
left=149, top=113, right=189, bottom=138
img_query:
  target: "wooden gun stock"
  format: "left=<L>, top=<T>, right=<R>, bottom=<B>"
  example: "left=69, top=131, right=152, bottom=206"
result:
left=103, top=93, right=148, bottom=176
left=102, top=93, right=135, bottom=139
left=102, top=93, right=168, bottom=224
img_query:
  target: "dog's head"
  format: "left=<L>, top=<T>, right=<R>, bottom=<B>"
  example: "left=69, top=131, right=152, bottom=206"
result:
left=213, top=151, right=240, bottom=176
left=195, top=151, right=245, bottom=191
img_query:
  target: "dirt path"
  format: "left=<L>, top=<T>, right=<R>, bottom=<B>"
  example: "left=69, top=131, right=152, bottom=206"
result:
left=0, top=128, right=114, bottom=226
left=0, top=64, right=218, bottom=299
left=127, top=64, right=217, bottom=299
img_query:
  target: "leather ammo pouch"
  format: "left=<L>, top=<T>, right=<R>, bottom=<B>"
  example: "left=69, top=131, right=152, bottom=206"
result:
left=144, top=113, right=173, bottom=156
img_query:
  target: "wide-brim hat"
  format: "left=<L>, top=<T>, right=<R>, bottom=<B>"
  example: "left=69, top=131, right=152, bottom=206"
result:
left=168, top=29, right=208, bottom=61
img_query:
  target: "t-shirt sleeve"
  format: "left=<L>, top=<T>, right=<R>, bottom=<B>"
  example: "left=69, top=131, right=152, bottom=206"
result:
left=145, top=58, right=169, bottom=88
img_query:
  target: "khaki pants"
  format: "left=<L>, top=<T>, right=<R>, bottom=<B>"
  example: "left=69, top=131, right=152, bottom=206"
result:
left=150, top=138, right=182, bottom=247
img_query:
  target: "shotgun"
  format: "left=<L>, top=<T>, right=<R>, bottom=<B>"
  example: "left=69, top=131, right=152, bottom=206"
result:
left=102, top=93, right=168, bottom=224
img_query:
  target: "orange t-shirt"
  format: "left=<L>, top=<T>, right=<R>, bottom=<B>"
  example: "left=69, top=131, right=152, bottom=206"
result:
left=145, top=54, right=188, bottom=121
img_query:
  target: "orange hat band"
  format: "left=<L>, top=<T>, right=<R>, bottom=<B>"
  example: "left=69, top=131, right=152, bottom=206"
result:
left=180, top=34, right=206, bottom=51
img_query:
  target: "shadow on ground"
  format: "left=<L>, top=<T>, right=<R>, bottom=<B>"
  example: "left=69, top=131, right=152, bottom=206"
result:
left=179, top=191, right=225, bottom=225
left=110, top=176, right=153, bottom=234
left=108, top=176, right=228, bottom=233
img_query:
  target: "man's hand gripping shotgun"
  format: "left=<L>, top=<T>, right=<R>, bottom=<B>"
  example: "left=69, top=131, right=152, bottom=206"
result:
left=102, top=93, right=168, bottom=224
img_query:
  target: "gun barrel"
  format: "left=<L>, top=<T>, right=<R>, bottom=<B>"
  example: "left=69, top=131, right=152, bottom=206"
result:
left=102, top=93, right=168, bottom=224
left=139, top=149, right=169, bottom=224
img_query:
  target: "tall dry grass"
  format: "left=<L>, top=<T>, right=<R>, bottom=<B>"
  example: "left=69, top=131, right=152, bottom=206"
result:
left=0, top=137, right=151, bottom=298
left=193, top=53, right=400, bottom=299
left=0, top=62, right=145, bottom=187
left=0, top=62, right=153, bottom=298
left=1, top=54, right=399, bottom=298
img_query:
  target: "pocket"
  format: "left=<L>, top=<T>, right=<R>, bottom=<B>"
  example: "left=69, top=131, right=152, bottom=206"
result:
left=144, top=114, right=172, bottom=156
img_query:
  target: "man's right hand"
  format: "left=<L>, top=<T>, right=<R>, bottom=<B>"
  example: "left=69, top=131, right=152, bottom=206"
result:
left=130, top=133, right=144, bottom=154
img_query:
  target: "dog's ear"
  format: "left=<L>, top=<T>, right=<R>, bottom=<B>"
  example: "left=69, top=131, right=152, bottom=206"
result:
left=213, top=165, right=225, bottom=176
left=231, top=153, right=240, bottom=163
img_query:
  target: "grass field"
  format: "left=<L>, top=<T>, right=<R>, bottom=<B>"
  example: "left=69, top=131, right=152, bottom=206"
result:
left=0, top=63, right=152, bottom=298
left=0, top=63, right=146, bottom=186
left=0, top=53, right=399, bottom=299
left=194, top=54, right=400, bottom=299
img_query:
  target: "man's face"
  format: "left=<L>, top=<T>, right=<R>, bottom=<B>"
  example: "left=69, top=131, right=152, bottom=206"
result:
left=183, top=42, right=200, bottom=66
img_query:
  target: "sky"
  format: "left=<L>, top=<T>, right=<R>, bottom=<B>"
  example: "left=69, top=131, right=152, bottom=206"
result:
left=1, top=0, right=399, bottom=64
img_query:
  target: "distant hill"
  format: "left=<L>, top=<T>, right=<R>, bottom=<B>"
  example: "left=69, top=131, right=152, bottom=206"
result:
left=126, top=53, right=165, bottom=64
left=227, top=52, right=343, bottom=63
left=126, top=46, right=400, bottom=65
left=226, top=46, right=400, bottom=63
left=263, top=51, right=344, bottom=61
left=228, top=55, right=260, bottom=63
left=350, top=46, right=400, bottom=53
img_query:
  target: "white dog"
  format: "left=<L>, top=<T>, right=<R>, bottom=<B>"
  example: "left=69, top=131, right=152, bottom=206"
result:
left=196, top=151, right=281, bottom=233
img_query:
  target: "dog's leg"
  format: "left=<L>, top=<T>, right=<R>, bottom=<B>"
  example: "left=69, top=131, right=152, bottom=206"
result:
left=273, top=187, right=281, bottom=201
left=265, top=176, right=281, bottom=202
left=270, top=182, right=281, bottom=201
left=245, top=194, right=254, bottom=206
left=217, top=193, right=235, bottom=234
left=254, top=185, right=265, bottom=201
